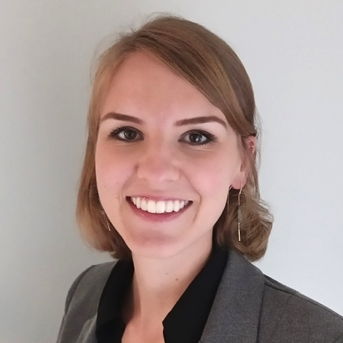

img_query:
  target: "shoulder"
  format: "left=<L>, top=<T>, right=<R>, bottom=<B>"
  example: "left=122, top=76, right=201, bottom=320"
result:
left=259, top=274, right=343, bottom=343
left=65, top=261, right=116, bottom=312
left=57, top=261, right=116, bottom=343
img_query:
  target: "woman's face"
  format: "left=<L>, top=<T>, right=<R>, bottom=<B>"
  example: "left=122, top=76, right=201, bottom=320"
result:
left=95, top=52, right=246, bottom=259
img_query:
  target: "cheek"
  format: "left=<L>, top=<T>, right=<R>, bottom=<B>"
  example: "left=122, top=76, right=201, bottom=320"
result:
left=198, top=166, right=231, bottom=206
left=95, top=143, right=129, bottom=197
left=190, top=154, right=239, bottom=228
left=187, top=150, right=240, bottom=199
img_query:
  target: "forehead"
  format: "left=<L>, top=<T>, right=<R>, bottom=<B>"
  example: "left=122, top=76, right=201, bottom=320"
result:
left=101, top=51, right=226, bottom=122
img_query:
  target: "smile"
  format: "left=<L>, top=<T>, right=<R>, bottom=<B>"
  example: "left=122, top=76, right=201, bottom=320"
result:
left=129, top=196, right=190, bottom=214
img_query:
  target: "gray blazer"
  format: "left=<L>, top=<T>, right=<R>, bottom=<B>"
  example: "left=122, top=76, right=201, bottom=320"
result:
left=57, top=250, right=343, bottom=343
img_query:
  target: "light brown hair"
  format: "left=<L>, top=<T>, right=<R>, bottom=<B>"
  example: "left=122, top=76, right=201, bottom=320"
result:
left=76, top=15, right=273, bottom=261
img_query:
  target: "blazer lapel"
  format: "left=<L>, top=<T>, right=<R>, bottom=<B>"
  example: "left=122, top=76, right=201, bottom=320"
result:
left=200, top=250, right=265, bottom=343
left=76, top=315, right=97, bottom=343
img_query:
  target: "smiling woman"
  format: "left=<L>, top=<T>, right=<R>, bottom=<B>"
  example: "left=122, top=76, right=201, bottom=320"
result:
left=56, top=15, right=343, bottom=343
left=77, top=15, right=267, bottom=263
left=95, top=50, right=253, bottom=262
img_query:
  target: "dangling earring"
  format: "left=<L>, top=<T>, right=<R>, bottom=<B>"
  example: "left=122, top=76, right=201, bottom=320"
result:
left=237, top=185, right=243, bottom=242
left=101, top=210, right=112, bottom=232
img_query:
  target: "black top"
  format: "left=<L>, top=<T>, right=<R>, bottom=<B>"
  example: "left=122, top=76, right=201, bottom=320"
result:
left=96, top=244, right=228, bottom=343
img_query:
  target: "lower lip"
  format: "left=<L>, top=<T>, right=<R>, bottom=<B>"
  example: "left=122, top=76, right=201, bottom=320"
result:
left=127, top=198, right=192, bottom=222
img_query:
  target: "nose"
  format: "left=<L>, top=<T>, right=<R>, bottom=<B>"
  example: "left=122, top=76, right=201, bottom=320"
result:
left=136, top=140, right=180, bottom=183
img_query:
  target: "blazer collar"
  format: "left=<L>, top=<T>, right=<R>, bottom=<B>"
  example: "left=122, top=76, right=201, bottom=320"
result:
left=200, top=249, right=265, bottom=343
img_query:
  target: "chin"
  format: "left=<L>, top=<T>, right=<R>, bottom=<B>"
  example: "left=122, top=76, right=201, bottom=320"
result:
left=126, top=234, right=186, bottom=260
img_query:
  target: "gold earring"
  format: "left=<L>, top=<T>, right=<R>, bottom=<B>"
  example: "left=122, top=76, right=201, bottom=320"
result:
left=238, top=185, right=243, bottom=242
left=101, top=210, right=111, bottom=232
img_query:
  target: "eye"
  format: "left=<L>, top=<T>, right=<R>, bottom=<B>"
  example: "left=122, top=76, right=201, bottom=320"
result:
left=181, top=130, right=217, bottom=146
left=109, top=126, right=142, bottom=142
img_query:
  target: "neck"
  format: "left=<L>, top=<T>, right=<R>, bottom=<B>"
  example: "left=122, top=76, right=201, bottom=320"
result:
left=124, top=236, right=213, bottom=327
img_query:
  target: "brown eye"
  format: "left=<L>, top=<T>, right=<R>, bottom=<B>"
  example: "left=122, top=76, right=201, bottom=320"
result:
left=189, top=132, right=206, bottom=143
left=182, top=130, right=216, bottom=146
left=109, top=127, right=142, bottom=142
left=123, top=129, right=137, bottom=140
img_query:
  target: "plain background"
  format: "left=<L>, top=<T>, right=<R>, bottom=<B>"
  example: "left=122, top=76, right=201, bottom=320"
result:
left=1, top=1, right=342, bottom=342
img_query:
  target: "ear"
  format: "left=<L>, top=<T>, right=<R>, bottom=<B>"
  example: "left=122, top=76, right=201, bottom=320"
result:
left=231, top=136, right=256, bottom=189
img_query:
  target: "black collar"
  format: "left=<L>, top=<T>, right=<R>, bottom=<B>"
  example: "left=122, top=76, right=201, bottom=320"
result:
left=96, top=244, right=228, bottom=343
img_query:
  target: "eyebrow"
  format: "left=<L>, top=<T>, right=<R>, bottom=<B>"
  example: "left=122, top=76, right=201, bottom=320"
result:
left=101, top=112, right=227, bottom=129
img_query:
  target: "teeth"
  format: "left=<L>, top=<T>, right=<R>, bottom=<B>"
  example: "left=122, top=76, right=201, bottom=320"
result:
left=147, top=200, right=156, bottom=213
left=141, top=198, right=147, bottom=211
left=130, top=197, right=189, bottom=214
left=156, top=201, right=165, bottom=213
left=166, top=200, right=174, bottom=213
left=174, top=200, right=180, bottom=212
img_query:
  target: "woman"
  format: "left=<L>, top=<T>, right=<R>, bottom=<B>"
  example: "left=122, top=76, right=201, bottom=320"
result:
left=57, top=15, right=343, bottom=343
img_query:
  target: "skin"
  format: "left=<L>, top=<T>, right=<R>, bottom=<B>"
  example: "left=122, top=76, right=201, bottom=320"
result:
left=95, top=51, right=255, bottom=342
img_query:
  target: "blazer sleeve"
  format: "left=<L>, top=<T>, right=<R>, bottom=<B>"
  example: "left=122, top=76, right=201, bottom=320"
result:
left=56, top=262, right=116, bottom=343
left=56, top=266, right=95, bottom=343
left=259, top=276, right=343, bottom=343
left=334, top=333, right=343, bottom=343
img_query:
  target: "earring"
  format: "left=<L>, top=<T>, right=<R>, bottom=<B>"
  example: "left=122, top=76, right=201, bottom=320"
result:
left=237, top=185, right=243, bottom=242
left=101, top=210, right=112, bottom=232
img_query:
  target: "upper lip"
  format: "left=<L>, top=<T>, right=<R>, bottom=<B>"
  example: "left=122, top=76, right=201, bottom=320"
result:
left=127, top=195, right=191, bottom=202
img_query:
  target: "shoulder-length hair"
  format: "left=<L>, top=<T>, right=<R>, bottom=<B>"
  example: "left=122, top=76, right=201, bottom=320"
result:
left=76, top=15, right=273, bottom=261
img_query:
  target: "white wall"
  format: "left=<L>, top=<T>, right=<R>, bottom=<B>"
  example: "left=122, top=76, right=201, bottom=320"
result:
left=1, top=1, right=342, bottom=342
